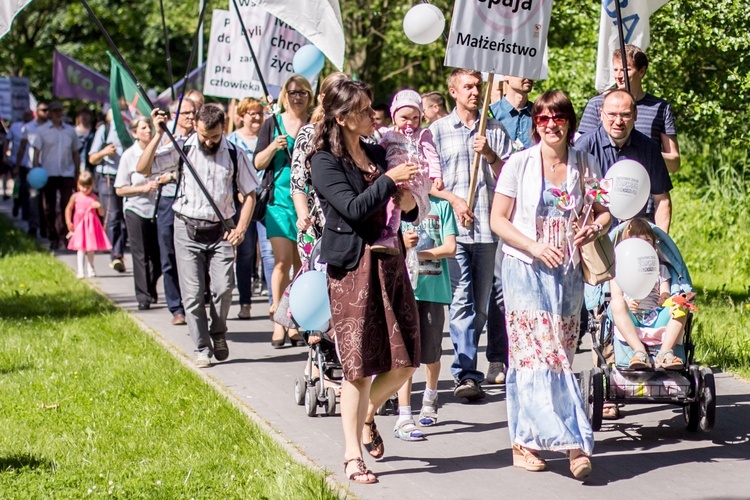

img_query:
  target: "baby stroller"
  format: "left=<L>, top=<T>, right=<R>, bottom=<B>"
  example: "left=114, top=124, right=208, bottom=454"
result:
left=286, top=241, right=344, bottom=417
left=580, top=222, right=716, bottom=433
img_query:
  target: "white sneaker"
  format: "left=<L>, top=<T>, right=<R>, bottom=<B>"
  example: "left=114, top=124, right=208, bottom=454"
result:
left=195, top=351, right=211, bottom=368
left=76, top=272, right=85, bottom=279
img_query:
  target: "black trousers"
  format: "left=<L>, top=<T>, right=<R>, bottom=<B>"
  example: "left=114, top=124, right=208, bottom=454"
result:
left=124, top=210, right=162, bottom=306
left=42, top=176, right=76, bottom=244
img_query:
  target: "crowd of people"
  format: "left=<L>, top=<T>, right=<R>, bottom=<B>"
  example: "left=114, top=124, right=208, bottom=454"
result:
left=0, top=43, right=685, bottom=484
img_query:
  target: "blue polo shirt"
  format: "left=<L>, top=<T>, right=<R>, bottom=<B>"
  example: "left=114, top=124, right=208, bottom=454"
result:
left=489, top=97, right=533, bottom=151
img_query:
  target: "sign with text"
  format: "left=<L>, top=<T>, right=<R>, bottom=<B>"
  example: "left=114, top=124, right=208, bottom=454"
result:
left=229, top=0, right=312, bottom=87
left=204, top=9, right=264, bottom=100
left=52, top=50, right=109, bottom=103
left=0, top=76, right=29, bottom=122
left=445, top=0, right=553, bottom=79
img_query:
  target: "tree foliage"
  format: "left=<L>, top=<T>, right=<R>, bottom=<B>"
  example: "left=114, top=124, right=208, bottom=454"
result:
left=2, top=0, right=748, bottom=149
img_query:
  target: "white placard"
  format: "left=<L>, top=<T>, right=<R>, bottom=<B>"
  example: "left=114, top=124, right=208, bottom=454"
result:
left=444, top=0, right=553, bottom=79
left=204, top=10, right=263, bottom=100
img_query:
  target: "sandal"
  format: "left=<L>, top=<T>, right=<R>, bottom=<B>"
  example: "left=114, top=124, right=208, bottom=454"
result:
left=363, top=420, right=384, bottom=459
left=628, top=350, right=651, bottom=370
left=568, top=450, right=592, bottom=479
left=344, top=457, right=377, bottom=484
left=393, top=418, right=425, bottom=441
left=602, top=403, right=621, bottom=420
left=512, top=443, right=546, bottom=472
left=418, top=398, right=439, bottom=427
left=655, top=349, right=684, bottom=370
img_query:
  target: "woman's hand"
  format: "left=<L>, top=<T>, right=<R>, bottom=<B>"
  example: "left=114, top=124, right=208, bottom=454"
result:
left=403, top=230, right=419, bottom=249
left=394, top=187, right=416, bottom=212
left=151, top=108, right=168, bottom=133
left=296, top=214, right=314, bottom=231
left=530, top=242, right=564, bottom=269
left=157, top=172, right=173, bottom=185
left=142, top=181, right=160, bottom=193
left=573, top=223, right=600, bottom=248
left=385, top=162, right=419, bottom=183
left=274, top=135, right=288, bottom=151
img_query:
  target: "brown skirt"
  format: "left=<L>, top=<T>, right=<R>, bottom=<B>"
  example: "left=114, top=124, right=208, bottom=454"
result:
left=327, top=247, right=420, bottom=381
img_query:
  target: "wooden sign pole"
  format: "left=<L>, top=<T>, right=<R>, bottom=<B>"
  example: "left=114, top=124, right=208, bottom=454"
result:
left=464, top=72, right=494, bottom=227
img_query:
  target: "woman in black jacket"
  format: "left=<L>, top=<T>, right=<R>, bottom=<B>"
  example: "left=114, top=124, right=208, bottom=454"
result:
left=310, top=80, right=421, bottom=484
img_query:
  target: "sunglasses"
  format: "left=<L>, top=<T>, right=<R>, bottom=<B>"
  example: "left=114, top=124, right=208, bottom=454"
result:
left=287, top=90, right=309, bottom=98
left=534, top=114, right=568, bottom=126
left=38, top=108, right=49, bottom=112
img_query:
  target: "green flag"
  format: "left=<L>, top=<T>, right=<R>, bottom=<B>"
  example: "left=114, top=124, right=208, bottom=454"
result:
left=108, top=52, right=151, bottom=149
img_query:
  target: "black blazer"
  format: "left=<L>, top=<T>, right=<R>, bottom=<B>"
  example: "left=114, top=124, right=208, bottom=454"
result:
left=311, top=141, right=418, bottom=270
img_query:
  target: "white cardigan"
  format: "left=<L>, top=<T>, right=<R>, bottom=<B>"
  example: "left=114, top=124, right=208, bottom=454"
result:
left=495, top=144, right=602, bottom=265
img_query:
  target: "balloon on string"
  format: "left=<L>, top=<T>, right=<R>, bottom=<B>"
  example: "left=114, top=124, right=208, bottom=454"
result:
left=289, top=270, right=331, bottom=331
left=403, top=3, right=445, bottom=45
left=293, top=45, right=325, bottom=80
left=604, top=159, right=651, bottom=220
left=27, top=167, right=49, bottom=189
left=614, top=237, right=660, bottom=300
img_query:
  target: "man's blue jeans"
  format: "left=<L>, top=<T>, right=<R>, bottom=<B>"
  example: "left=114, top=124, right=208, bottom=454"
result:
left=447, top=241, right=497, bottom=383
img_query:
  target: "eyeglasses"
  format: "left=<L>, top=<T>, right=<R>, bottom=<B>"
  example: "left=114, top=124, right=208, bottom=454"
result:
left=181, top=111, right=196, bottom=116
left=601, top=110, right=633, bottom=122
left=246, top=111, right=263, bottom=117
left=287, top=90, right=309, bottom=98
left=534, top=114, right=567, bottom=126
left=38, top=108, right=49, bottom=112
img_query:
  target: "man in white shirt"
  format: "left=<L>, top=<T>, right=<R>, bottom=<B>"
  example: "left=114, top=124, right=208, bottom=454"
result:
left=32, top=101, right=81, bottom=250
left=138, top=104, right=259, bottom=367
left=13, top=105, right=48, bottom=236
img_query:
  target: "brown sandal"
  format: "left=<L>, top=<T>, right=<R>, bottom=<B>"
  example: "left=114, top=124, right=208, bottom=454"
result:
left=568, top=450, right=592, bottom=479
left=512, top=443, right=546, bottom=471
left=363, top=420, right=384, bottom=459
left=344, top=458, right=377, bottom=484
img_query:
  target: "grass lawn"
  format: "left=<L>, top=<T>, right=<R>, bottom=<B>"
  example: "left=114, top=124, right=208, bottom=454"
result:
left=0, top=216, right=340, bottom=499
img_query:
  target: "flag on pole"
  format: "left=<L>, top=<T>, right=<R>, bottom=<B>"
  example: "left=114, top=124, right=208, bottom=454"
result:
left=251, top=0, right=345, bottom=70
left=108, top=52, right=151, bottom=149
left=0, top=0, right=33, bottom=39
left=53, top=50, right=110, bottom=103
left=595, top=0, right=671, bottom=92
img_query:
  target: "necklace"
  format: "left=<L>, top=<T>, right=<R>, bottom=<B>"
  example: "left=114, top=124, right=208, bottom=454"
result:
left=550, top=161, right=566, bottom=173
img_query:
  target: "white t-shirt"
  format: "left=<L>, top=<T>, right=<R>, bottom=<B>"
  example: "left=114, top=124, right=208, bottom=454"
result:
left=115, top=142, right=158, bottom=219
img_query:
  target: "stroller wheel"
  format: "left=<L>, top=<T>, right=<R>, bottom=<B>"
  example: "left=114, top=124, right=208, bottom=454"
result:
left=325, top=387, right=337, bottom=416
left=305, top=386, right=318, bottom=417
left=685, top=366, right=716, bottom=432
left=294, top=376, right=306, bottom=406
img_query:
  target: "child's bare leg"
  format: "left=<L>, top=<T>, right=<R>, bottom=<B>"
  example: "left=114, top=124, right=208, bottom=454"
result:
left=610, top=298, right=648, bottom=353
left=658, top=316, right=686, bottom=353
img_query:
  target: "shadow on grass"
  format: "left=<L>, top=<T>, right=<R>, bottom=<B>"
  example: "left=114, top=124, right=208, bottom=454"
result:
left=0, top=454, right=54, bottom=472
left=0, top=288, right=116, bottom=320
left=694, top=284, right=750, bottom=304
left=0, top=219, right=41, bottom=258
left=0, top=361, right=32, bottom=375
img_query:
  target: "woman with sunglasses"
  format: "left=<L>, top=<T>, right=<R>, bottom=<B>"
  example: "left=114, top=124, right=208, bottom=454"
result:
left=490, top=91, right=610, bottom=479
left=255, top=75, right=313, bottom=347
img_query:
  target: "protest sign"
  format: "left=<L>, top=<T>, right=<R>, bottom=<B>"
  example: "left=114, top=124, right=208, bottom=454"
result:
left=0, top=76, right=30, bottom=122
left=444, top=0, right=553, bottom=80
left=52, top=50, right=109, bottom=103
left=204, top=9, right=264, bottom=100
left=229, top=1, right=315, bottom=87
left=595, top=0, right=670, bottom=92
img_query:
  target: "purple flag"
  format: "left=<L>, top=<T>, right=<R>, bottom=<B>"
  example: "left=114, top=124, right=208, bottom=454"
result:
left=52, top=50, right=110, bottom=103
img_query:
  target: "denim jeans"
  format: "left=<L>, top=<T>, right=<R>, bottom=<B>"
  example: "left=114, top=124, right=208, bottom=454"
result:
left=257, top=221, right=275, bottom=304
left=156, top=195, right=184, bottom=315
left=174, top=217, right=235, bottom=354
left=486, top=243, right=508, bottom=365
left=447, top=241, right=498, bottom=382
left=234, top=216, right=258, bottom=305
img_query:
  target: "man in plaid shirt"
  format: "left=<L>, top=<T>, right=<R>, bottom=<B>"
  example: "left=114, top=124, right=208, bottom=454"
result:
left=430, top=68, right=513, bottom=402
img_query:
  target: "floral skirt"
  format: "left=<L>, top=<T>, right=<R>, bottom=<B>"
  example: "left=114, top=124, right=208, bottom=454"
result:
left=502, top=255, right=594, bottom=455
left=327, top=247, right=420, bottom=381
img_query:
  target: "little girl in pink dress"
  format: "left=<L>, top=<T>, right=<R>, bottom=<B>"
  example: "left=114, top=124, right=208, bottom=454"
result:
left=65, top=171, right=112, bottom=278
left=375, top=89, right=442, bottom=253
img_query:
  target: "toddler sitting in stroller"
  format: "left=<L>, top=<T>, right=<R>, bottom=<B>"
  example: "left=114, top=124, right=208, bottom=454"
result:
left=610, top=219, right=689, bottom=371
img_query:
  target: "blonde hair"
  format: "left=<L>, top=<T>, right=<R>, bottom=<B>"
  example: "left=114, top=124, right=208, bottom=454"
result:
left=77, top=170, right=94, bottom=188
left=129, top=115, right=153, bottom=132
left=311, top=72, right=350, bottom=123
left=447, top=68, right=483, bottom=90
left=622, top=218, right=656, bottom=245
left=279, top=75, right=314, bottom=114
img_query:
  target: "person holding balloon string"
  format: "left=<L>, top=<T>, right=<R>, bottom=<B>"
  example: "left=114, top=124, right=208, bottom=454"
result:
left=491, top=91, right=611, bottom=479
left=310, top=79, right=421, bottom=484
left=610, top=218, right=690, bottom=371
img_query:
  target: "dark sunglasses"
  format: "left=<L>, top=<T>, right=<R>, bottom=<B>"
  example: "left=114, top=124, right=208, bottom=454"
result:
left=534, top=114, right=568, bottom=126
left=38, top=108, right=49, bottom=112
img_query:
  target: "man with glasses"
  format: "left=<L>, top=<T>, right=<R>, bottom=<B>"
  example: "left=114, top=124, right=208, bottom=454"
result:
left=577, top=44, right=680, bottom=174
left=90, top=108, right=128, bottom=272
left=421, top=91, right=449, bottom=126
left=430, top=68, right=513, bottom=401
left=575, top=89, right=672, bottom=232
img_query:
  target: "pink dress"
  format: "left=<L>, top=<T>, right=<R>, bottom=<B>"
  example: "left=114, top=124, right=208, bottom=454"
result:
left=67, top=193, right=112, bottom=252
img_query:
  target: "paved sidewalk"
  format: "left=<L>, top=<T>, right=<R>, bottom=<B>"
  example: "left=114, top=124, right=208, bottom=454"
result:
left=4, top=200, right=750, bottom=499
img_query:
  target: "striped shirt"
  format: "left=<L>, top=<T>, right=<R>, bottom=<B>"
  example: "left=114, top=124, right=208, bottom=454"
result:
left=578, top=92, right=677, bottom=144
left=429, top=110, right=513, bottom=244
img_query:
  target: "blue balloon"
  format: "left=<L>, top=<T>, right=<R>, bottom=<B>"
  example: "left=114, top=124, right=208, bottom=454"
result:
left=289, top=270, right=331, bottom=332
left=27, top=167, right=49, bottom=189
left=292, top=45, right=325, bottom=80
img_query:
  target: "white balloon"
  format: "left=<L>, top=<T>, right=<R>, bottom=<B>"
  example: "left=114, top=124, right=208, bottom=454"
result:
left=403, top=4, right=445, bottom=45
left=614, top=238, right=660, bottom=300
left=604, top=159, right=651, bottom=220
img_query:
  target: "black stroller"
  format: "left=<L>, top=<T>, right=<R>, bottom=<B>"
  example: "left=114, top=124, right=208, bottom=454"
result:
left=580, top=223, right=716, bottom=433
